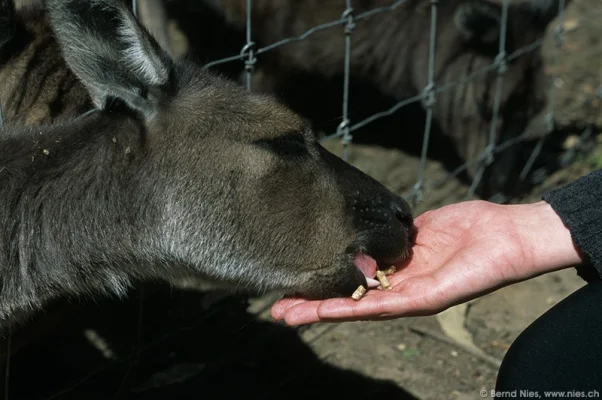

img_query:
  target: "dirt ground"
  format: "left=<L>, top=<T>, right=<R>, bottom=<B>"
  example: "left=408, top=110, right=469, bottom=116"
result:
left=3, top=0, right=602, bottom=399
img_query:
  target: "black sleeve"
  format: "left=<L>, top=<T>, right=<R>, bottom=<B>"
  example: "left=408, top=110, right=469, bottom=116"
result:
left=541, top=169, right=602, bottom=282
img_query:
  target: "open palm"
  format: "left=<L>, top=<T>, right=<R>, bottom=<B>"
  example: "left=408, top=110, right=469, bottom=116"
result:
left=271, top=200, right=569, bottom=326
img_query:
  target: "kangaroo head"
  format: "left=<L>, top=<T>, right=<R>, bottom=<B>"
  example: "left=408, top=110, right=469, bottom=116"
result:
left=36, top=0, right=414, bottom=302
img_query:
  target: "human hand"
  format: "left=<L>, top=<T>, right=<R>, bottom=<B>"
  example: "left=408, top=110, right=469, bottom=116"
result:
left=271, top=200, right=583, bottom=325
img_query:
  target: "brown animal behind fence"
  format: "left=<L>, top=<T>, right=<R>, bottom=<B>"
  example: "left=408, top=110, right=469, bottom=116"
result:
left=1, top=0, right=177, bottom=126
left=0, top=5, right=91, bottom=125
left=190, top=0, right=568, bottom=198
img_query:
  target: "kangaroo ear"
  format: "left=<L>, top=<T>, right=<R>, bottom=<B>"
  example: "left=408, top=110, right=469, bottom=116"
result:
left=0, top=0, right=16, bottom=50
left=46, top=0, right=174, bottom=116
left=454, top=1, right=501, bottom=45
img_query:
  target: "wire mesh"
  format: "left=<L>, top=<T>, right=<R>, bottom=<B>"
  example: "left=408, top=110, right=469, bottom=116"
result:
left=199, top=0, right=601, bottom=208
left=463, top=0, right=510, bottom=200
left=519, top=0, right=568, bottom=183
left=411, top=0, right=439, bottom=209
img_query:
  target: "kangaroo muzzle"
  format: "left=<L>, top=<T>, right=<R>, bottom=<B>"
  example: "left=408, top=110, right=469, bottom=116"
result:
left=314, top=146, right=416, bottom=298
left=350, top=191, right=414, bottom=266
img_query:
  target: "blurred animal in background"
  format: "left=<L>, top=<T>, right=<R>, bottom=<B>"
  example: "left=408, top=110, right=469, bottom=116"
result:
left=1, top=0, right=92, bottom=125
left=166, top=0, right=570, bottom=198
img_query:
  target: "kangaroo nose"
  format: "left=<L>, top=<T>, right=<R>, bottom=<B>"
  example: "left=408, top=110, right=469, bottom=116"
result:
left=351, top=193, right=415, bottom=267
left=353, top=194, right=413, bottom=232
left=392, top=195, right=416, bottom=246
left=391, top=195, right=413, bottom=225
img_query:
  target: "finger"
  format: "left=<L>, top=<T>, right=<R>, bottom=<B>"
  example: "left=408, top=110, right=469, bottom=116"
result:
left=279, top=286, right=443, bottom=325
left=282, top=294, right=402, bottom=325
left=315, top=294, right=390, bottom=319
left=316, top=289, right=441, bottom=320
left=278, top=285, right=407, bottom=325
left=270, top=297, right=308, bottom=320
left=282, top=300, right=323, bottom=326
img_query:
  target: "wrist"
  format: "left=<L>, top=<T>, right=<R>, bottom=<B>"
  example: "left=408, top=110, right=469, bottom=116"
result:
left=508, top=201, right=584, bottom=277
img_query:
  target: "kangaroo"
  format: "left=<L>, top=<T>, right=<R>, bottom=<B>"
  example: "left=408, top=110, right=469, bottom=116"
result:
left=0, top=0, right=415, bottom=330
left=0, top=1, right=92, bottom=126
left=1, top=0, right=177, bottom=127
left=189, top=0, right=569, bottom=198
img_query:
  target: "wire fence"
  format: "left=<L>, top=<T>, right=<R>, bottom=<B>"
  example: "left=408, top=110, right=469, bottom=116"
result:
left=1, top=0, right=602, bottom=398
left=200, top=0, right=601, bottom=208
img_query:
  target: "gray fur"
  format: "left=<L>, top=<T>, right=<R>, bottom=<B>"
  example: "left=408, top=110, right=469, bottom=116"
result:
left=0, top=0, right=414, bottom=330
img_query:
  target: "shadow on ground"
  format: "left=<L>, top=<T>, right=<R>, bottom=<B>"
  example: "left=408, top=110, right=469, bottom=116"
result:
left=6, top=284, right=418, bottom=400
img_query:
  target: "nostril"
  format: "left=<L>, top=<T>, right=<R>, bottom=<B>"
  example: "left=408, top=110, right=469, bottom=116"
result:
left=352, top=195, right=414, bottom=232
left=390, top=196, right=413, bottom=224
left=394, top=210, right=413, bottom=226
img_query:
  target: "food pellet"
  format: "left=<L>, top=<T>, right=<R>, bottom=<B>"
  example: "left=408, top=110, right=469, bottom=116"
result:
left=376, top=270, right=392, bottom=290
left=351, top=285, right=367, bottom=300
left=383, top=265, right=397, bottom=275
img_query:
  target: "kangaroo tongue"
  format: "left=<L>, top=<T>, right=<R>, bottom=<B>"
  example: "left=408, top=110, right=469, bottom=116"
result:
left=353, top=253, right=380, bottom=288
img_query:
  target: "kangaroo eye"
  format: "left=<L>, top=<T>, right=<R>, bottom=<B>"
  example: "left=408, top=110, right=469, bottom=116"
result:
left=253, top=132, right=309, bottom=159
